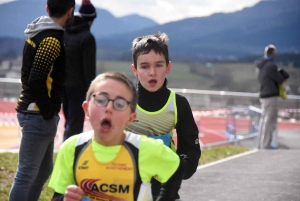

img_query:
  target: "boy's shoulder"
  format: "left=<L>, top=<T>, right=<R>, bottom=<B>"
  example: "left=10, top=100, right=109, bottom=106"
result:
left=168, top=88, right=188, bottom=100
left=171, top=90, right=191, bottom=107
left=76, top=130, right=94, bottom=145
left=124, top=131, right=165, bottom=149
left=61, top=130, right=93, bottom=149
left=124, top=131, right=143, bottom=148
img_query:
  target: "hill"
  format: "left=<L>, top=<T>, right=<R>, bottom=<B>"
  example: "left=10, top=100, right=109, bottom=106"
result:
left=97, top=0, right=300, bottom=59
left=119, top=14, right=158, bottom=30
left=0, top=0, right=158, bottom=38
left=0, top=0, right=300, bottom=60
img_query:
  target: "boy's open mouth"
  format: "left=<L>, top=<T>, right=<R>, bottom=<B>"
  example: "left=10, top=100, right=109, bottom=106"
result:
left=148, top=79, right=157, bottom=85
left=101, top=119, right=112, bottom=129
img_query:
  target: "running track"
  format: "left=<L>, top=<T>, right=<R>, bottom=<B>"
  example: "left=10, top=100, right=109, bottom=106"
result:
left=1, top=101, right=300, bottom=150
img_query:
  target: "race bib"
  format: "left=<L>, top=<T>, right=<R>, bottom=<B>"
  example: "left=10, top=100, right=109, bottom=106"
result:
left=148, top=133, right=171, bottom=147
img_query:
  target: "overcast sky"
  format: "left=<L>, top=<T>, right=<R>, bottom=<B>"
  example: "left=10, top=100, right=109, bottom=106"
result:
left=0, top=0, right=261, bottom=24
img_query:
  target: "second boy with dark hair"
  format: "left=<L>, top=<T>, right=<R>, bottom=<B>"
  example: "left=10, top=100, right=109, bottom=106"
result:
left=126, top=32, right=201, bottom=200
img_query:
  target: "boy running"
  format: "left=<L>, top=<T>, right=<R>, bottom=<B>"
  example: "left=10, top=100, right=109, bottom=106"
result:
left=125, top=32, right=201, bottom=200
left=49, top=72, right=183, bottom=201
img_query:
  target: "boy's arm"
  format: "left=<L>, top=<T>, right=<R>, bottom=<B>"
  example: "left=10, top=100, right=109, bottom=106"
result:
left=175, top=94, right=201, bottom=180
left=52, top=185, right=84, bottom=201
left=139, top=137, right=181, bottom=194
left=140, top=137, right=182, bottom=200
left=156, top=159, right=184, bottom=201
left=49, top=137, right=77, bottom=195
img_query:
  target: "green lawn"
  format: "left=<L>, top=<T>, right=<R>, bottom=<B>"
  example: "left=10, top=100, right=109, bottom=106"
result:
left=95, top=60, right=300, bottom=93
left=0, top=146, right=249, bottom=200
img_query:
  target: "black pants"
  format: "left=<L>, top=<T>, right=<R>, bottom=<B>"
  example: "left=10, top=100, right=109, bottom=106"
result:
left=63, top=87, right=86, bottom=141
left=151, top=178, right=180, bottom=200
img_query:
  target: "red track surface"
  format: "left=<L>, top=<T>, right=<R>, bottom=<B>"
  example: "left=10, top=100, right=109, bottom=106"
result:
left=1, top=101, right=299, bottom=150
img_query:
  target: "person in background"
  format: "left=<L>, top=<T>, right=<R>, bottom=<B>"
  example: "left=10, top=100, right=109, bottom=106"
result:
left=9, top=0, right=75, bottom=200
left=255, top=44, right=290, bottom=149
left=49, top=72, right=183, bottom=201
left=63, top=0, right=97, bottom=140
left=125, top=32, right=201, bottom=200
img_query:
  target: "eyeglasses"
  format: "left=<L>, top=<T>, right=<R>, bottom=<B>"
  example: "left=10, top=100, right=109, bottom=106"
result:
left=91, top=94, right=131, bottom=111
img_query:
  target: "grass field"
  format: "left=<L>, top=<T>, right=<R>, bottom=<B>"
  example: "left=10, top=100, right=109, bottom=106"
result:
left=95, top=60, right=300, bottom=93
left=96, top=60, right=207, bottom=80
left=97, top=60, right=216, bottom=89
left=0, top=146, right=249, bottom=200
left=1, top=60, right=299, bottom=99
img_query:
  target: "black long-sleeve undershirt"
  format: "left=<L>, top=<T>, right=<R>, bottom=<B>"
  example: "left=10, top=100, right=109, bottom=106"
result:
left=136, top=80, right=201, bottom=179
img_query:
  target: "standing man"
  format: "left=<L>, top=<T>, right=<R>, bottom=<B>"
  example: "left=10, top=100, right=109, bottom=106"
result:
left=256, top=44, right=289, bottom=149
left=63, top=0, right=97, bottom=140
left=9, top=0, right=75, bottom=200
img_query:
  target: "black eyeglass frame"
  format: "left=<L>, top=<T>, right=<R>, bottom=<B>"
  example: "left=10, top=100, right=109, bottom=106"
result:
left=90, top=93, right=131, bottom=111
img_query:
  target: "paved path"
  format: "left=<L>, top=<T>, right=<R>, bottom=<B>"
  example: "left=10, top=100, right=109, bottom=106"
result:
left=180, top=130, right=300, bottom=201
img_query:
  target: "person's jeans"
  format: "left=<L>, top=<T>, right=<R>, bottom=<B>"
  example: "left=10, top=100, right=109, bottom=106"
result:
left=9, top=112, right=59, bottom=201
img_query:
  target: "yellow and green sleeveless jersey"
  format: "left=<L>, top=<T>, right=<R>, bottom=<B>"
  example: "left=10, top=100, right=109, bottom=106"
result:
left=49, top=131, right=179, bottom=201
left=125, top=90, right=177, bottom=149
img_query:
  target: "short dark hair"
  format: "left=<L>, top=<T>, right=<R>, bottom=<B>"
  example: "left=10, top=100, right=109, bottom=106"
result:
left=264, top=44, right=276, bottom=56
left=132, top=32, right=169, bottom=69
left=47, top=0, right=75, bottom=18
left=86, top=72, right=137, bottom=112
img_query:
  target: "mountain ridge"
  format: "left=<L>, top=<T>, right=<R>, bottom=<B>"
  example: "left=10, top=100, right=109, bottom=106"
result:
left=0, top=0, right=158, bottom=38
left=96, top=0, right=300, bottom=59
left=0, top=0, right=300, bottom=60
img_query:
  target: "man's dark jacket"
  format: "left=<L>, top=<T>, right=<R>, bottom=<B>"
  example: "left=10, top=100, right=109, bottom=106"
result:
left=64, top=15, right=96, bottom=90
left=16, top=16, right=66, bottom=120
left=255, top=57, right=289, bottom=98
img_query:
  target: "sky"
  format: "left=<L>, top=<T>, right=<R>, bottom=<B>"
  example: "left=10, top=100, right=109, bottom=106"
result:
left=0, top=0, right=261, bottom=24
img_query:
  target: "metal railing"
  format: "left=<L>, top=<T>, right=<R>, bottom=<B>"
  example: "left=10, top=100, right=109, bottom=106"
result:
left=1, top=77, right=299, bottom=119
left=170, top=87, right=300, bottom=120
left=1, top=78, right=299, bottom=150
left=0, top=78, right=21, bottom=101
left=202, top=132, right=259, bottom=149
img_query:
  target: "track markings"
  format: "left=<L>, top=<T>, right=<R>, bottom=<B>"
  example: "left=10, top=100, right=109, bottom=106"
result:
left=197, top=149, right=259, bottom=170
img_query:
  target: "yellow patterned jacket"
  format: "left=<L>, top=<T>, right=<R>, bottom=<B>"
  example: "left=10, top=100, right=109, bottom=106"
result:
left=16, top=16, right=66, bottom=119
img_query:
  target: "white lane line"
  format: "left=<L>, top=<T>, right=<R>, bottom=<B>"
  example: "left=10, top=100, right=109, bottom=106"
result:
left=197, top=149, right=259, bottom=170
left=200, top=127, right=227, bottom=139
left=0, top=149, right=19, bottom=153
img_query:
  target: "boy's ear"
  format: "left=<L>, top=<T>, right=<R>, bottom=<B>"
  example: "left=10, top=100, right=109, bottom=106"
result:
left=131, top=64, right=138, bottom=77
left=126, top=112, right=137, bottom=126
left=82, top=101, right=90, bottom=118
left=166, top=61, right=172, bottom=74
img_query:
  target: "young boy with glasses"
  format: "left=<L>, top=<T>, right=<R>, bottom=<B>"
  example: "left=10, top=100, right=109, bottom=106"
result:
left=49, top=72, right=183, bottom=201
